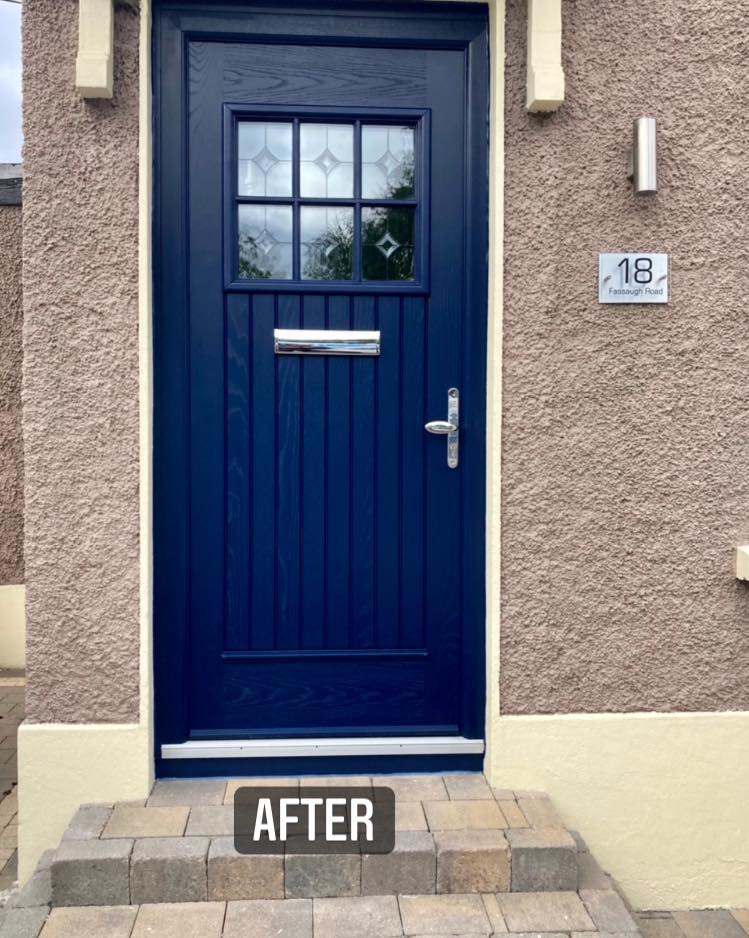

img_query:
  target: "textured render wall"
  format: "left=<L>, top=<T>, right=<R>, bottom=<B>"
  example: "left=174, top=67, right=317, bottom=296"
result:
left=501, top=0, right=749, bottom=714
left=0, top=205, right=24, bottom=585
left=23, top=0, right=140, bottom=722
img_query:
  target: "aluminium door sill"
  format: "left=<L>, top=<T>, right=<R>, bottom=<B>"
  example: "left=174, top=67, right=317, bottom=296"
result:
left=161, top=736, right=485, bottom=759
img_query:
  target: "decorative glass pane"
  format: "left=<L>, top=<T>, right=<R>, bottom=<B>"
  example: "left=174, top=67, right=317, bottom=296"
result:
left=238, top=205, right=293, bottom=280
left=301, top=207, right=354, bottom=281
left=238, top=122, right=292, bottom=197
left=300, top=123, right=354, bottom=198
left=362, top=125, right=415, bottom=199
left=362, top=207, right=415, bottom=281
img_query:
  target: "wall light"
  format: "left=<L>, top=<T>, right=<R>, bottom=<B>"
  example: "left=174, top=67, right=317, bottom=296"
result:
left=627, top=117, right=657, bottom=195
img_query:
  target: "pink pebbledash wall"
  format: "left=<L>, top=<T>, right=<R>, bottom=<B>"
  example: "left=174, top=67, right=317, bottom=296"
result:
left=22, top=0, right=141, bottom=722
left=501, top=0, right=749, bottom=714
left=0, top=203, right=24, bottom=586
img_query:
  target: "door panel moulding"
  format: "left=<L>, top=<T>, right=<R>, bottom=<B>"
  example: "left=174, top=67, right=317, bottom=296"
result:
left=76, top=0, right=114, bottom=98
left=526, top=0, right=564, bottom=112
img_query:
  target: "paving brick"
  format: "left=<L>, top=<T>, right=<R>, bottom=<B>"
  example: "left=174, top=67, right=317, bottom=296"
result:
left=435, top=829, right=510, bottom=893
left=399, top=894, right=490, bottom=935
left=425, top=800, right=507, bottom=831
left=147, top=780, right=227, bottom=807
left=301, top=776, right=372, bottom=789
left=506, top=827, right=577, bottom=892
left=380, top=776, right=449, bottom=803
left=51, top=839, right=133, bottom=907
left=285, top=851, right=360, bottom=898
left=577, top=852, right=612, bottom=891
left=101, top=806, right=189, bottom=839
left=571, top=933, right=640, bottom=938
left=505, top=933, right=569, bottom=938
left=207, top=837, right=284, bottom=900
left=61, top=806, right=112, bottom=842
left=443, top=775, right=494, bottom=801
left=224, top=780, right=300, bottom=804
left=515, top=796, right=561, bottom=829
left=185, top=806, right=234, bottom=836
left=580, top=890, right=638, bottom=932
left=673, top=911, right=749, bottom=938
left=40, top=906, right=137, bottom=938
left=0, top=907, right=48, bottom=938
left=396, top=802, right=428, bottom=831
left=130, top=837, right=209, bottom=904
left=131, top=901, right=226, bottom=938
left=314, top=896, right=402, bottom=937
left=12, top=869, right=51, bottom=908
left=495, top=799, right=528, bottom=829
left=732, top=912, right=749, bottom=936
left=223, top=898, right=312, bottom=937
left=35, top=852, right=56, bottom=874
left=361, top=830, right=435, bottom=895
left=482, top=893, right=508, bottom=932
left=408, top=931, right=496, bottom=938
left=498, top=892, right=596, bottom=932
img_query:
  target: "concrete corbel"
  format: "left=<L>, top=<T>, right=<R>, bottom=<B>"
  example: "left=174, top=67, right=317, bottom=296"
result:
left=527, top=0, right=565, bottom=113
left=75, top=0, right=114, bottom=98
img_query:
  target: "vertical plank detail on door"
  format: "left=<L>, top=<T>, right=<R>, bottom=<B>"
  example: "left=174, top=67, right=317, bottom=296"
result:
left=225, top=291, right=430, bottom=657
left=225, top=293, right=250, bottom=650
left=401, top=296, right=427, bottom=649
left=300, top=294, right=326, bottom=648
left=351, top=295, right=376, bottom=649
left=276, top=294, right=301, bottom=650
left=250, top=295, right=276, bottom=649
left=376, top=295, right=401, bottom=649
left=325, top=295, right=352, bottom=649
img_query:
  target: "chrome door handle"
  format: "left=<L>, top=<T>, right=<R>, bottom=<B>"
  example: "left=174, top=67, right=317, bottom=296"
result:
left=425, top=421, right=457, bottom=434
left=424, top=388, right=459, bottom=469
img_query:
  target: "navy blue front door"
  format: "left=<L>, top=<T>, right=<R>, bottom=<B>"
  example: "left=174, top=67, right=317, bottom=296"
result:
left=154, top=3, right=488, bottom=760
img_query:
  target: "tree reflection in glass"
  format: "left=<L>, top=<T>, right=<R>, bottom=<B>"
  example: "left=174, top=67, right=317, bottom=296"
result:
left=300, top=153, right=415, bottom=282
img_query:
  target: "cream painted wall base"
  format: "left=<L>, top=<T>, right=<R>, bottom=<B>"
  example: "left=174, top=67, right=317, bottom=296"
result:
left=18, top=722, right=152, bottom=882
left=0, top=585, right=25, bottom=670
left=487, top=711, right=749, bottom=910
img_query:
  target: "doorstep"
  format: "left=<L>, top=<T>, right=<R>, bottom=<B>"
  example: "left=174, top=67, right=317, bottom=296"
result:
left=3, top=891, right=646, bottom=938
left=13, top=775, right=636, bottom=927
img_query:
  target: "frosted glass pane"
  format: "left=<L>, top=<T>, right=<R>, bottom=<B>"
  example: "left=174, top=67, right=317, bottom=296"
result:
left=301, top=206, right=354, bottom=280
left=362, top=206, right=415, bottom=281
left=238, top=204, right=293, bottom=280
left=300, top=123, right=354, bottom=198
left=362, top=125, right=415, bottom=199
left=238, top=122, right=292, bottom=197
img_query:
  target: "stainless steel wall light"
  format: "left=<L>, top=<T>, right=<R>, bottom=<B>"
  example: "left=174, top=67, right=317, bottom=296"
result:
left=627, top=117, right=657, bottom=195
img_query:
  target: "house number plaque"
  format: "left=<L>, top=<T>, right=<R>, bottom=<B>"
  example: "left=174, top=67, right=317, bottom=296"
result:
left=598, top=253, right=669, bottom=304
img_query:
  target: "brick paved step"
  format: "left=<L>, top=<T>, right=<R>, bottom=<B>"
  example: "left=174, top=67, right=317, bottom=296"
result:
left=4, top=890, right=644, bottom=938
left=36, top=776, right=607, bottom=908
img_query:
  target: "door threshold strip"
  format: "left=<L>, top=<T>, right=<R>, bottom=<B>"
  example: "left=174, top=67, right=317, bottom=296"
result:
left=161, top=736, right=485, bottom=759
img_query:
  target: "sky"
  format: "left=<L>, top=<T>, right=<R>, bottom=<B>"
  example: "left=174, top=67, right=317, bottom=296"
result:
left=0, top=2, right=22, bottom=164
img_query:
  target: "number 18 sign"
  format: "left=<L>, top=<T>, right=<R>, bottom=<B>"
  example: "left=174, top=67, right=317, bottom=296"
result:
left=598, top=253, right=669, bottom=304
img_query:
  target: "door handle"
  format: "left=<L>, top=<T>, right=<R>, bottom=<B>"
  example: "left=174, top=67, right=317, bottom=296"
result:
left=424, top=388, right=459, bottom=469
left=425, top=421, right=457, bottom=434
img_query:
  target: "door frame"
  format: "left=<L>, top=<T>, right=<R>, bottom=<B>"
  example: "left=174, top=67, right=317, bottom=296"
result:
left=152, top=0, right=489, bottom=777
